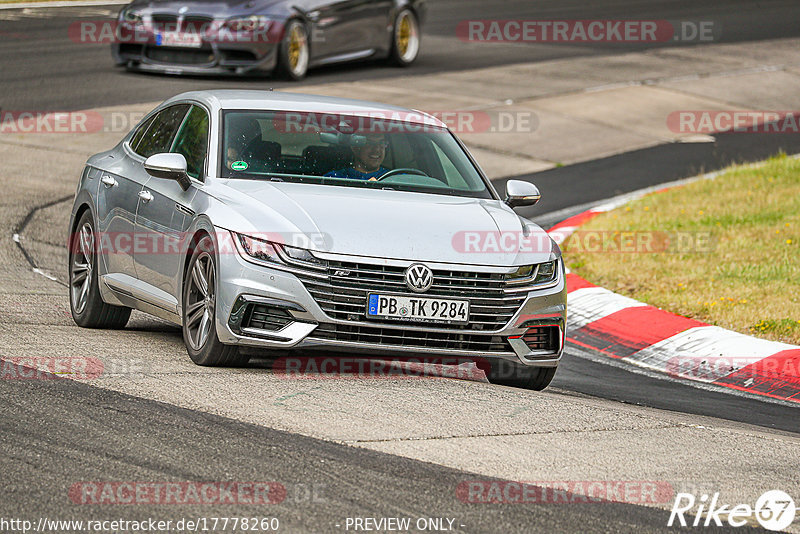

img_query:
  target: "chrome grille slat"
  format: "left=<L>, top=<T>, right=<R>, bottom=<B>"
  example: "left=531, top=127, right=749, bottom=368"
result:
left=293, top=258, right=531, bottom=333
left=300, top=279, right=525, bottom=304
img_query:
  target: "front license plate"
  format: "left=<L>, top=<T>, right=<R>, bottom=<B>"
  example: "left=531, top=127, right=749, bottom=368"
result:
left=156, top=32, right=203, bottom=47
left=367, top=294, right=470, bottom=324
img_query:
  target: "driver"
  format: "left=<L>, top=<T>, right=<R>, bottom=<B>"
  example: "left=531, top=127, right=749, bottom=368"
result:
left=325, top=133, right=389, bottom=180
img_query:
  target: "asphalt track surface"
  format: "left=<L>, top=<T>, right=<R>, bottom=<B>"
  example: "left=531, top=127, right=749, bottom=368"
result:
left=5, top=360, right=770, bottom=533
left=1, top=0, right=800, bottom=110
left=2, top=0, right=800, bottom=531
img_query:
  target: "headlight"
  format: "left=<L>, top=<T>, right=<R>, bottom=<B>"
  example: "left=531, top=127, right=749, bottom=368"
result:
left=533, top=260, right=557, bottom=284
left=508, top=260, right=558, bottom=285
left=224, top=15, right=271, bottom=32
left=236, top=233, right=282, bottom=265
left=120, top=8, right=143, bottom=24
left=234, top=233, right=325, bottom=269
left=283, top=245, right=325, bottom=267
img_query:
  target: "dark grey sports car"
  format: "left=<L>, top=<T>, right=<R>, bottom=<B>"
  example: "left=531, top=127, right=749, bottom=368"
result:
left=112, top=0, right=424, bottom=79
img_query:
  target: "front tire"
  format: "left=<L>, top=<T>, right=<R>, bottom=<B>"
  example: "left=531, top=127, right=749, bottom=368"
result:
left=275, top=19, right=310, bottom=81
left=69, top=211, right=131, bottom=329
left=182, top=235, right=249, bottom=366
left=389, top=9, right=420, bottom=67
left=485, top=360, right=557, bottom=391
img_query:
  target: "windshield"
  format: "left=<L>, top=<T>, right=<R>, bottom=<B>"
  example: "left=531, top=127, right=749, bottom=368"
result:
left=219, top=110, right=493, bottom=199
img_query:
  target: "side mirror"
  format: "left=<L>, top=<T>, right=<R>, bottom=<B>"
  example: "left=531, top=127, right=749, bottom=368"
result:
left=144, top=153, right=191, bottom=191
left=504, top=180, right=541, bottom=208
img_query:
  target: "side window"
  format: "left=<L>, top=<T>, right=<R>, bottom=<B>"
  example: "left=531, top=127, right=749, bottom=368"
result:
left=129, top=113, right=156, bottom=152
left=171, top=105, right=209, bottom=180
left=134, top=104, right=190, bottom=158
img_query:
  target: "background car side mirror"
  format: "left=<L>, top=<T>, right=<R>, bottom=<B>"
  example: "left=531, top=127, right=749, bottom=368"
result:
left=504, top=180, right=541, bottom=208
left=144, top=153, right=191, bottom=191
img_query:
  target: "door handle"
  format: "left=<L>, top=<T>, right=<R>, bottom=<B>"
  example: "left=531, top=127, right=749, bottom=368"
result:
left=101, top=175, right=118, bottom=188
left=138, top=190, right=154, bottom=203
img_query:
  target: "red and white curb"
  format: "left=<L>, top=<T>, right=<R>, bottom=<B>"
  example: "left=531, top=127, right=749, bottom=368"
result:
left=549, top=198, right=800, bottom=404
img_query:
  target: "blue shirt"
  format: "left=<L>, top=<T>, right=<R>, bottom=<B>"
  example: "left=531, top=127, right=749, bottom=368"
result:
left=324, top=167, right=388, bottom=180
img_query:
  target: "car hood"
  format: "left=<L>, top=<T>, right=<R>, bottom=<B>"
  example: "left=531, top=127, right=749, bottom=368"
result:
left=216, top=181, right=556, bottom=267
left=127, top=0, right=285, bottom=17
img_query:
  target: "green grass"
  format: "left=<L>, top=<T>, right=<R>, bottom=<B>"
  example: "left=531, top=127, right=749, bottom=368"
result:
left=564, top=153, right=800, bottom=344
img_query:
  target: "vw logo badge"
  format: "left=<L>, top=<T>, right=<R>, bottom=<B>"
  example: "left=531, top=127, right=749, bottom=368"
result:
left=405, top=263, right=433, bottom=293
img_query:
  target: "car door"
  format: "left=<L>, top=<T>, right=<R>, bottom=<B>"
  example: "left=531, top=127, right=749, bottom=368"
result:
left=95, top=113, right=159, bottom=279
left=134, top=104, right=208, bottom=308
left=306, top=0, right=389, bottom=59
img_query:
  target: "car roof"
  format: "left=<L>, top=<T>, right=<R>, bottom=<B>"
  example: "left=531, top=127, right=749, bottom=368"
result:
left=165, top=90, right=447, bottom=128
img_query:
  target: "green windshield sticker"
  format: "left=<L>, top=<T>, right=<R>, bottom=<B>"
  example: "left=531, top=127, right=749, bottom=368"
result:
left=231, top=161, right=248, bottom=171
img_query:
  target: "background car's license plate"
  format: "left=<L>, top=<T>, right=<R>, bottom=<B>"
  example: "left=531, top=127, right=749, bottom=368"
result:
left=157, top=32, right=203, bottom=48
left=367, top=294, right=470, bottom=324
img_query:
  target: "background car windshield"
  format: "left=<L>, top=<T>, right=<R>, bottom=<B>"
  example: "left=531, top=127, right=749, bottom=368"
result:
left=220, top=111, right=492, bottom=198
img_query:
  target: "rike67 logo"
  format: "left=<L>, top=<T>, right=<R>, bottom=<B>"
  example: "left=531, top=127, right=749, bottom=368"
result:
left=669, top=490, right=797, bottom=531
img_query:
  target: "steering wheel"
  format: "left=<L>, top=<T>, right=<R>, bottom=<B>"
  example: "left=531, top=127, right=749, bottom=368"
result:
left=375, top=168, right=430, bottom=181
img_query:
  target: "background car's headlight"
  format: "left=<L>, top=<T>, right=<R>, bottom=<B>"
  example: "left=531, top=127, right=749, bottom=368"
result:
left=236, top=233, right=282, bottom=264
left=120, top=8, right=143, bottom=24
left=224, top=15, right=271, bottom=32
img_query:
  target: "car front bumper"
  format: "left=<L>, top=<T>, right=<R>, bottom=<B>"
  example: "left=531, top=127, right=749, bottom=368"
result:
left=112, top=40, right=278, bottom=76
left=213, top=232, right=567, bottom=368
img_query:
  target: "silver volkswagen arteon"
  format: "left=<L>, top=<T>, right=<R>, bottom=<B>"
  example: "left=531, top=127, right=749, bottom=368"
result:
left=68, top=90, right=566, bottom=390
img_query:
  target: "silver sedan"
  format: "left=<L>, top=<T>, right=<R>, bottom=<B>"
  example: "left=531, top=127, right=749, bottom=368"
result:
left=68, top=90, right=567, bottom=389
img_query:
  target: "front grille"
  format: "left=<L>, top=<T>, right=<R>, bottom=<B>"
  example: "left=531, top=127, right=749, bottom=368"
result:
left=522, top=326, right=560, bottom=352
left=295, top=260, right=527, bottom=331
left=310, top=323, right=512, bottom=353
left=151, top=14, right=178, bottom=26
left=145, top=46, right=214, bottom=65
left=243, top=304, right=293, bottom=331
left=150, top=14, right=214, bottom=32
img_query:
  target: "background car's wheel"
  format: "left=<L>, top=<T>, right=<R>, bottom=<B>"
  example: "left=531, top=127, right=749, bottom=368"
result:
left=389, top=9, right=420, bottom=67
left=182, top=235, right=249, bottom=366
left=69, top=210, right=131, bottom=329
left=484, top=359, right=557, bottom=391
left=276, top=19, right=309, bottom=81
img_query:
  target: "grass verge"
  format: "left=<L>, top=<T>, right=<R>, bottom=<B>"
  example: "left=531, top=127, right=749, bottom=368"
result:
left=564, top=153, right=800, bottom=344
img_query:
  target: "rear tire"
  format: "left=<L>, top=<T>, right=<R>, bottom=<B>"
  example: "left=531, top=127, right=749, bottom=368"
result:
left=484, top=359, right=557, bottom=391
left=389, top=9, right=420, bottom=67
left=69, top=211, right=131, bottom=329
left=275, top=19, right=309, bottom=81
left=182, top=235, right=249, bottom=366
